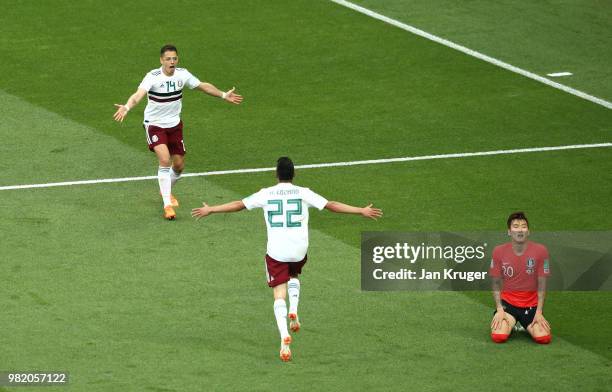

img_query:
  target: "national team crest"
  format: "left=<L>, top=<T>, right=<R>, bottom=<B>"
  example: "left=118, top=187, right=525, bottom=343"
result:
left=526, top=258, right=535, bottom=268
left=526, top=257, right=535, bottom=274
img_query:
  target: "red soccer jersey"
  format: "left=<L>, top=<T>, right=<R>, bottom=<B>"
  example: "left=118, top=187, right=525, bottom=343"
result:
left=489, top=241, right=550, bottom=307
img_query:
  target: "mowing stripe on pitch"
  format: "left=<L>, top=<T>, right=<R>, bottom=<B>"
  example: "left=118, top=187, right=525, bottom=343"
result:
left=1, top=143, right=611, bottom=191
left=329, top=0, right=612, bottom=110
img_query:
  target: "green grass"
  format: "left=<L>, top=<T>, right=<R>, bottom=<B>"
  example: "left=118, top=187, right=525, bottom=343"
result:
left=0, top=1, right=611, bottom=391
left=349, top=0, right=612, bottom=101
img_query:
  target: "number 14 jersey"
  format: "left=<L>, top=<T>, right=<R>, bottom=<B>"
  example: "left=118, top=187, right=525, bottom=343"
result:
left=138, top=67, right=201, bottom=128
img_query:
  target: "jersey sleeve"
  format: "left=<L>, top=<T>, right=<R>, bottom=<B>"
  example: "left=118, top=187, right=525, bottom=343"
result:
left=242, top=189, right=267, bottom=210
left=489, top=246, right=503, bottom=278
left=537, top=245, right=551, bottom=277
left=183, top=69, right=201, bottom=89
left=137, top=72, right=155, bottom=91
left=301, top=188, right=328, bottom=210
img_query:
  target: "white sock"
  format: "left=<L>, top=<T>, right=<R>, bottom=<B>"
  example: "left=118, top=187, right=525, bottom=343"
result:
left=273, top=299, right=289, bottom=339
left=288, top=278, right=300, bottom=315
left=170, top=167, right=181, bottom=187
left=158, top=166, right=172, bottom=206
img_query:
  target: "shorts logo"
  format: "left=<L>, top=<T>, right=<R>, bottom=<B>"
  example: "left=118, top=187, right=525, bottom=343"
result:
left=152, top=135, right=159, bottom=143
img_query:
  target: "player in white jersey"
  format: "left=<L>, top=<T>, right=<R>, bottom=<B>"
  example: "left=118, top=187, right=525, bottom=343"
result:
left=191, top=157, right=383, bottom=362
left=113, top=44, right=242, bottom=220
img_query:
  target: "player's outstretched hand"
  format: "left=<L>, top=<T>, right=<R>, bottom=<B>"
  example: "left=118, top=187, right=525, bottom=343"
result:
left=491, top=310, right=506, bottom=331
left=191, top=203, right=212, bottom=220
left=361, top=204, right=383, bottom=220
left=113, top=104, right=129, bottom=122
left=530, top=312, right=551, bottom=333
left=223, top=87, right=243, bottom=105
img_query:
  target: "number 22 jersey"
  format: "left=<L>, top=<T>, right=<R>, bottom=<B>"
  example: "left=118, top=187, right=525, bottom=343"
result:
left=242, top=182, right=328, bottom=262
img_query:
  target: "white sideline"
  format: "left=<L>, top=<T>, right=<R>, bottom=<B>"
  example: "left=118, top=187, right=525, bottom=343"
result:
left=1, top=143, right=610, bottom=191
left=329, top=0, right=612, bottom=110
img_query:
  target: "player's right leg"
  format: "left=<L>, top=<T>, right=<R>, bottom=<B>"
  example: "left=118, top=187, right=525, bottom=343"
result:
left=287, top=257, right=307, bottom=333
left=288, top=276, right=301, bottom=332
left=490, top=311, right=516, bottom=343
left=153, top=144, right=175, bottom=220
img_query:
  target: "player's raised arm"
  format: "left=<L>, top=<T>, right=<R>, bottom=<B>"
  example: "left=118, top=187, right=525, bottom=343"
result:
left=324, top=201, right=383, bottom=220
left=113, top=88, right=147, bottom=122
left=196, top=83, right=243, bottom=104
left=191, top=200, right=246, bottom=220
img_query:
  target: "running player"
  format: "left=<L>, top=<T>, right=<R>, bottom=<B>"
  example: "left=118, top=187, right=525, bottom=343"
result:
left=489, top=212, right=552, bottom=344
left=191, top=157, right=383, bottom=361
left=113, top=44, right=242, bottom=220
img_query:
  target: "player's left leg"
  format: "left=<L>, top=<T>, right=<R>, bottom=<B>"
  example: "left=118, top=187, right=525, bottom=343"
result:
left=153, top=144, right=176, bottom=219
left=170, top=154, right=184, bottom=182
left=168, top=154, right=184, bottom=207
left=166, top=122, right=185, bottom=208
left=265, top=255, right=293, bottom=361
left=273, top=283, right=292, bottom=361
left=527, top=316, right=552, bottom=344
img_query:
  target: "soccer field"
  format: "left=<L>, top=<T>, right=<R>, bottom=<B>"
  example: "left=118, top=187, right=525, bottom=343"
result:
left=1, top=1, right=611, bottom=391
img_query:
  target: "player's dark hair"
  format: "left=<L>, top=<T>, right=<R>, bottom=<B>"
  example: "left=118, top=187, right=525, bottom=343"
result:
left=276, top=157, right=294, bottom=181
left=160, top=44, right=178, bottom=56
left=507, top=211, right=529, bottom=228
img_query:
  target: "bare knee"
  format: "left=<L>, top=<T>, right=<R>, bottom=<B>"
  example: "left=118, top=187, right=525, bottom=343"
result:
left=528, top=323, right=552, bottom=344
left=172, top=161, right=184, bottom=173
left=273, top=283, right=287, bottom=300
left=491, top=317, right=513, bottom=335
left=172, top=155, right=185, bottom=173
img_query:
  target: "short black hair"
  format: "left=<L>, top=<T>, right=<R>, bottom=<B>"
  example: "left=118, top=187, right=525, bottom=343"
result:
left=276, top=157, right=294, bottom=181
left=160, top=44, right=178, bottom=56
left=507, top=211, right=529, bottom=228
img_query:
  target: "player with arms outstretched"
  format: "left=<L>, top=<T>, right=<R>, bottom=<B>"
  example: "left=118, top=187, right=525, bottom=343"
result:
left=191, top=157, right=383, bottom=361
left=489, top=211, right=552, bottom=344
left=113, top=44, right=242, bottom=220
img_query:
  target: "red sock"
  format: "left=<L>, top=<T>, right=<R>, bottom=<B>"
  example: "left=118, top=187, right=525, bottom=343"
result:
left=533, top=335, right=552, bottom=344
left=491, top=333, right=509, bottom=343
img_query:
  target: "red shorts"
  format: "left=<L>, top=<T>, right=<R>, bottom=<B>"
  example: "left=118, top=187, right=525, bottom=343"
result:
left=265, top=254, right=307, bottom=287
left=144, top=120, right=186, bottom=155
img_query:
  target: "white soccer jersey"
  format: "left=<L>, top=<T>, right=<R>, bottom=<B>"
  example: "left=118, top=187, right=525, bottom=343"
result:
left=242, top=182, right=328, bottom=262
left=138, top=67, right=201, bottom=128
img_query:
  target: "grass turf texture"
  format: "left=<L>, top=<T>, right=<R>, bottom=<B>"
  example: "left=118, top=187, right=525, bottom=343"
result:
left=1, top=0, right=611, bottom=391
left=349, top=0, right=612, bottom=101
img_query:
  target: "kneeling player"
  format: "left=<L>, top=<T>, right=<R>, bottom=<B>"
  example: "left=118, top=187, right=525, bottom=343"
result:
left=489, top=212, right=552, bottom=344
